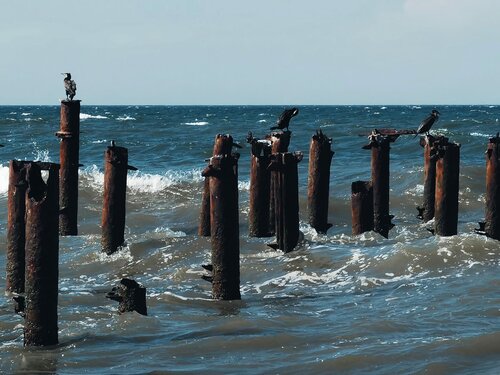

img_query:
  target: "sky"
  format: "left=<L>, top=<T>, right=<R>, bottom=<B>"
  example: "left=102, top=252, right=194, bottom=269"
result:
left=1, top=0, right=499, bottom=105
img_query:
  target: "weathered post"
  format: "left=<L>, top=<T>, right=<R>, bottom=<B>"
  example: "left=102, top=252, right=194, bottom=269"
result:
left=417, top=135, right=438, bottom=221
left=202, top=134, right=240, bottom=300
left=198, top=134, right=237, bottom=237
left=247, top=132, right=272, bottom=237
left=308, top=130, right=334, bottom=233
left=482, top=134, right=500, bottom=239
left=6, top=160, right=28, bottom=294
left=106, top=278, right=147, bottom=316
left=351, top=180, right=374, bottom=235
left=102, top=143, right=136, bottom=255
left=57, top=100, right=81, bottom=235
left=434, top=138, right=460, bottom=236
left=269, top=151, right=303, bottom=253
left=24, top=162, right=59, bottom=346
left=269, top=131, right=291, bottom=235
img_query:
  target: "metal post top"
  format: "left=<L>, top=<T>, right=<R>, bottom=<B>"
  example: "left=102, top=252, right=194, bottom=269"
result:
left=60, top=99, right=82, bottom=104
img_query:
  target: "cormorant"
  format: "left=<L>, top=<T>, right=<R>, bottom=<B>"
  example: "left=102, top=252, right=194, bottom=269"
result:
left=270, top=107, right=299, bottom=131
left=61, top=73, right=77, bottom=101
left=415, top=109, right=440, bottom=137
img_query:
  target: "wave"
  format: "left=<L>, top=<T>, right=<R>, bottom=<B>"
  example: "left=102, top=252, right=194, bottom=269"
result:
left=470, top=132, right=491, bottom=138
left=117, top=115, right=136, bottom=121
left=185, top=121, right=209, bottom=126
left=80, top=113, right=108, bottom=120
left=0, top=165, right=8, bottom=194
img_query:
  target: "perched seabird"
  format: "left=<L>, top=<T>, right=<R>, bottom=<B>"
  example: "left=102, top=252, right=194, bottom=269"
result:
left=61, top=73, right=77, bottom=101
left=415, top=109, right=440, bottom=137
left=270, top=107, right=299, bottom=131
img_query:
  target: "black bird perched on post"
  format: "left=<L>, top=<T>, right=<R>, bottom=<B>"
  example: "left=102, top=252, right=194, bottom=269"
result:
left=61, top=73, right=77, bottom=101
left=270, top=107, right=299, bottom=131
left=415, top=109, right=440, bottom=137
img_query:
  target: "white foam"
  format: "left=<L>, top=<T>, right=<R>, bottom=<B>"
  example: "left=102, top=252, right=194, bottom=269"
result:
left=0, top=165, right=9, bottom=194
left=470, top=132, right=491, bottom=138
left=184, top=121, right=209, bottom=126
left=21, top=112, right=32, bottom=116
left=80, top=113, right=108, bottom=120
left=116, top=115, right=136, bottom=121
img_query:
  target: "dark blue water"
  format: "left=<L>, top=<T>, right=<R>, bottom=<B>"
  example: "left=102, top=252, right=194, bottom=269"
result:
left=0, top=105, right=499, bottom=374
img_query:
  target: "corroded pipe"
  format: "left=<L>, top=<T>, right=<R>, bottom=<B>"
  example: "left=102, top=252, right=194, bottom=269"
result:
left=307, top=130, right=334, bottom=233
left=102, top=145, right=132, bottom=255
left=351, top=180, right=374, bottom=235
left=6, top=160, right=29, bottom=294
left=24, top=162, right=59, bottom=346
left=484, top=135, right=500, bottom=239
left=417, top=135, right=438, bottom=222
left=202, top=135, right=240, bottom=300
left=57, top=100, right=81, bottom=235
left=434, top=139, right=460, bottom=236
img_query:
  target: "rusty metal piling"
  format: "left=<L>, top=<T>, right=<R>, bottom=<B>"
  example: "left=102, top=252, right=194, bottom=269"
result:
left=351, top=180, right=374, bottom=235
left=482, top=134, right=500, bottom=239
left=307, top=130, right=334, bottom=233
left=106, top=278, right=147, bottom=315
left=102, top=144, right=136, bottom=255
left=57, top=100, right=81, bottom=235
left=434, top=138, right=460, bottom=236
left=247, top=132, right=272, bottom=237
left=24, top=162, right=59, bottom=346
left=417, top=135, right=438, bottom=221
left=6, top=160, right=29, bottom=294
left=201, top=134, right=240, bottom=300
left=269, top=131, right=291, bottom=235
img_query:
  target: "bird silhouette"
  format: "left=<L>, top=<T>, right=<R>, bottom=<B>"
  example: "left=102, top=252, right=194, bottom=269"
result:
left=61, top=73, right=77, bottom=101
left=415, top=109, right=440, bottom=137
left=270, top=107, right=299, bottom=131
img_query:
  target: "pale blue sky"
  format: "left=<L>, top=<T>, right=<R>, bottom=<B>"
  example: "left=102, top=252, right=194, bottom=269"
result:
left=1, top=0, right=499, bottom=105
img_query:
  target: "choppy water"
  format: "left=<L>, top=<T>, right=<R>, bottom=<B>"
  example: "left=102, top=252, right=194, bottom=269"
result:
left=0, top=105, right=499, bottom=374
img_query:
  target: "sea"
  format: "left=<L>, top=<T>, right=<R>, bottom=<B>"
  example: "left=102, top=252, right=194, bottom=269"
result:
left=0, top=105, right=499, bottom=374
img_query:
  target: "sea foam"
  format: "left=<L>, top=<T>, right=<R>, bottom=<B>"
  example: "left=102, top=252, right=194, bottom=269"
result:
left=80, top=113, right=108, bottom=120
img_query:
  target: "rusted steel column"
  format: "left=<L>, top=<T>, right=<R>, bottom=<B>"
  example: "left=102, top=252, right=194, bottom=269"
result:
left=247, top=132, right=272, bottom=237
left=57, top=100, right=81, bottom=235
left=308, top=130, right=334, bottom=233
left=24, top=162, right=59, bottom=347
left=6, top=160, right=29, bottom=294
left=434, top=139, right=460, bottom=236
left=417, top=135, right=438, bottom=221
left=202, top=135, right=240, bottom=300
left=106, top=278, right=147, bottom=315
left=269, top=152, right=303, bottom=253
left=363, top=131, right=395, bottom=238
left=482, top=134, right=500, bottom=239
left=351, top=180, right=374, bottom=235
left=198, top=134, right=237, bottom=237
left=102, top=144, right=136, bottom=255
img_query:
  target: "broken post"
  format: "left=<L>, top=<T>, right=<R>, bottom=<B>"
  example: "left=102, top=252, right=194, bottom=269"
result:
left=106, top=278, right=147, bottom=315
left=247, top=132, right=272, bottom=237
left=363, top=130, right=397, bottom=238
left=202, top=134, right=241, bottom=300
left=198, top=134, right=237, bottom=237
left=57, top=100, right=81, bottom=235
left=417, top=135, right=438, bottom=221
left=351, top=180, right=374, bottom=235
left=434, top=138, right=460, bottom=236
left=482, top=134, right=500, bottom=239
left=24, top=162, right=59, bottom=346
left=102, top=143, right=136, bottom=255
left=269, top=151, right=303, bottom=253
left=307, top=130, right=334, bottom=233
left=6, top=160, right=28, bottom=294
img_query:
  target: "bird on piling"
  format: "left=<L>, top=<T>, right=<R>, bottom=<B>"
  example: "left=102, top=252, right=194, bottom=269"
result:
left=415, top=109, right=440, bottom=137
left=270, top=107, right=299, bottom=131
left=61, top=73, right=77, bottom=101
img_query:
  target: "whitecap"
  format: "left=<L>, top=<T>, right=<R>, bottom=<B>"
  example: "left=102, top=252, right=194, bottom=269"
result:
left=0, top=165, right=9, bottom=194
left=184, top=121, right=209, bottom=126
left=470, top=132, right=491, bottom=138
left=21, top=112, right=32, bottom=116
left=80, top=113, right=108, bottom=120
left=117, top=115, right=136, bottom=121
left=258, top=119, right=267, bottom=123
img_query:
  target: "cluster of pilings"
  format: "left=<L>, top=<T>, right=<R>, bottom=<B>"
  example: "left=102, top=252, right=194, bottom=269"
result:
left=5, top=101, right=144, bottom=347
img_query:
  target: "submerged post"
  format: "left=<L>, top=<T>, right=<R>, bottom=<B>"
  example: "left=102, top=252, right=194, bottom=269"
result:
left=24, top=162, right=59, bottom=346
left=102, top=144, right=136, bottom=255
left=106, top=278, right=147, bottom=316
left=417, top=135, right=438, bottom=221
left=351, top=180, right=374, bottom=235
left=247, top=132, right=272, bottom=237
left=269, top=151, right=303, bottom=253
left=202, top=134, right=240, bottom=300
left=57, top=100, right=81, bottom=235
left=308, top=130, right=334, bottom=233
left=434, top=138, right=460, bottom=236
left=6, top=160, right=28, bottom=294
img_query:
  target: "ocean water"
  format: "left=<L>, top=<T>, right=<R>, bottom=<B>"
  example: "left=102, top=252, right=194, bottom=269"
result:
left=0, top=105, right=499, bottom=374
